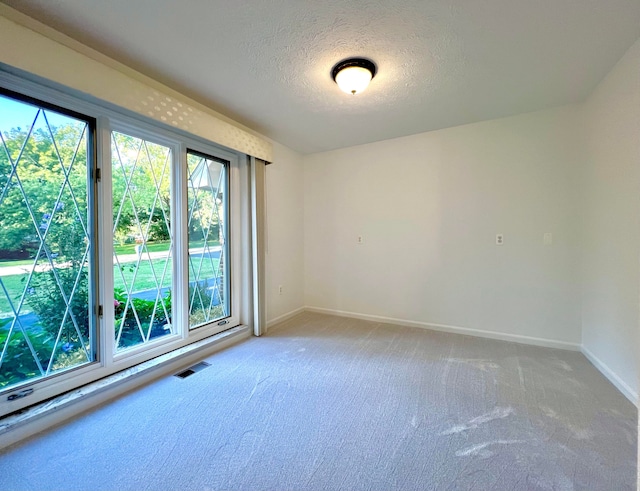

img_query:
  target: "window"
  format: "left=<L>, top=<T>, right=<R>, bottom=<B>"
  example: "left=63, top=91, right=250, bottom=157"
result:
left=187, top=151, right=229, bottom=329
left=111, top=131, right=174, bottom=351
left=0, top=75, right=247, bottom=416
left=0, top=91, right=97, bottom=392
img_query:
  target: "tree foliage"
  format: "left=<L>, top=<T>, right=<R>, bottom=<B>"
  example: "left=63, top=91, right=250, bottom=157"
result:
left=111, top=132, right=172, bottom=244
left=0, top=123, right=88, bottom=253
left=0, top=123, right=179, bottom=253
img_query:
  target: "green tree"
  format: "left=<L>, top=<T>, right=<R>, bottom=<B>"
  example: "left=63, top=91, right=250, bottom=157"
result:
left=111, top=132, right=171, bottom=244
left=0, top=121, right=88, bottom=254
left=0, top=122, right=172, bottom=253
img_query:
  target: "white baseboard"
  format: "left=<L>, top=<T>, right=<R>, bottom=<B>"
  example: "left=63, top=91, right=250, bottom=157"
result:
left=304, top=306, right=582, bottom=351
left=581, top=346, right=638, bottom=407
left=267, top=307, right=306, bottom=329
left=305, top=306, right=638, bottom=405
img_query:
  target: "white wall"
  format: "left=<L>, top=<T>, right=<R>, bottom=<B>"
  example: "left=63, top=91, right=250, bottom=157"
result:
left=265, top=141, right=305, bottom=326
left=581, top=38, right=640, bottom=402
left=304, top=106, right=584, bottom=348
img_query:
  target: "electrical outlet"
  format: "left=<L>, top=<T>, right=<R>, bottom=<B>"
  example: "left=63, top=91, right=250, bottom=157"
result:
left=543, top=232, right=553, bottom=245
left=278, top=285, right=283, bottom=295
left=357, top=235, right=364, bottom=244
left=496, top=234, right=504, bottom=246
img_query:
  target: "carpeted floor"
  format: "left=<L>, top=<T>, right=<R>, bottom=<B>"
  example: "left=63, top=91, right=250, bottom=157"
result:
left=0, top=312, right=636, bottom=490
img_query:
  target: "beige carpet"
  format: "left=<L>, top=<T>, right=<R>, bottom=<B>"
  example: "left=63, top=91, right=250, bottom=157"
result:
left=0, top=312, right=636, bottom=490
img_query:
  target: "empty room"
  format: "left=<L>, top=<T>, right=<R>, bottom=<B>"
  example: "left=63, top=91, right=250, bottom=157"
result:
left=0, top=1, right=638, bottom=490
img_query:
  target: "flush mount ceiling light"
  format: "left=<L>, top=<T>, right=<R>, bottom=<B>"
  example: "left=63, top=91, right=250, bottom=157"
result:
left=331, top=58, right=377, bottom=95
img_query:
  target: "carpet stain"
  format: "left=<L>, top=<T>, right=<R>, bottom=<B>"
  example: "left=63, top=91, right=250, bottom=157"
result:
left=441, top=406, right=514, bottom=435
left=553, top=360, right=573, bottom=372
left=446, top=358, right=501, bottom=372
left=540, top=405, right=560, bottom=420
left=455, top=439, right=525, bottom=458
left=566, top=424, right=594, bottom=440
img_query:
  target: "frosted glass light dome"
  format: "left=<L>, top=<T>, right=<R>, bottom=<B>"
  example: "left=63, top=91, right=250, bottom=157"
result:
left=335, top=66, right=373, bottom=95
left=331, top=58, right=377, bottom=95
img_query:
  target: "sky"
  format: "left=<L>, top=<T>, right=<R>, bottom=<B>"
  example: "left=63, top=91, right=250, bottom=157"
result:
left=0, top=93, right=81, bottom=138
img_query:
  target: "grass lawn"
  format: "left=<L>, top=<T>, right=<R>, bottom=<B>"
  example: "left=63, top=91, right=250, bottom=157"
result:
left=0, top=254, right=220, bottom=315
left=114, top=255, right=220, bottom=293
left=0, top=274, right=27, bottom=315
left=113, top=239, right=219, bottom=256
left=0, top=241, right=220, bottom=268
left=113, top=240, right=172, bottom=256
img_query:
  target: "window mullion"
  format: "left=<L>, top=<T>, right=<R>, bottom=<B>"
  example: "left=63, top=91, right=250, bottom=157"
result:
left=174, top=144, right=189, bottom=339
left=96, top=117, right=115, bottom=367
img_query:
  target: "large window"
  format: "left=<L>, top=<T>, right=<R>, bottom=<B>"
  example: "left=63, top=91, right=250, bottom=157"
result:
left=0, top=79, right=244, bottom=415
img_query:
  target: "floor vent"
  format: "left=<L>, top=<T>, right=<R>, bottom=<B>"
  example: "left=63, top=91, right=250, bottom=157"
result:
left=174, top=361, right=211, bottom=379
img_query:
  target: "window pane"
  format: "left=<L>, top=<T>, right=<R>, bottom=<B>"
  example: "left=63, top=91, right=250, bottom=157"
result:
left=111, top=132, right=173, bottom=351
left=0, top=94, right=95, bottom=390
left=187, top=151, right=228, bottom=328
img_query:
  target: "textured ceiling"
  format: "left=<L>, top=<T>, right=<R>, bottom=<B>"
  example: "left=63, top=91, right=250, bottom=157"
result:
left=3, top=0, right=640, bottom=154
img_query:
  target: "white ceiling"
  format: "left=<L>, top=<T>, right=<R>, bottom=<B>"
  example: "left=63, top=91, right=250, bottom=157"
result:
left=3, top=0, right=640, bottom=154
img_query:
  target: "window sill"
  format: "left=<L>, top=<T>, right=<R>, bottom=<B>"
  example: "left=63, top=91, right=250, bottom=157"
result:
left=0, top=324, right=250, bottom=451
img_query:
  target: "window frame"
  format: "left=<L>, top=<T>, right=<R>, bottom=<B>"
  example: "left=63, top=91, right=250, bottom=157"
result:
left=185, top=148, right=232, bottom=331
left=0, top=85, right=101, bottom=388
left=0, top=69, right=248, bottom=417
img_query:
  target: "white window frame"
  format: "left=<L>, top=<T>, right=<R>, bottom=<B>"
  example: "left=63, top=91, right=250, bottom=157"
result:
left=0, top=69, right=250, bottom=417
